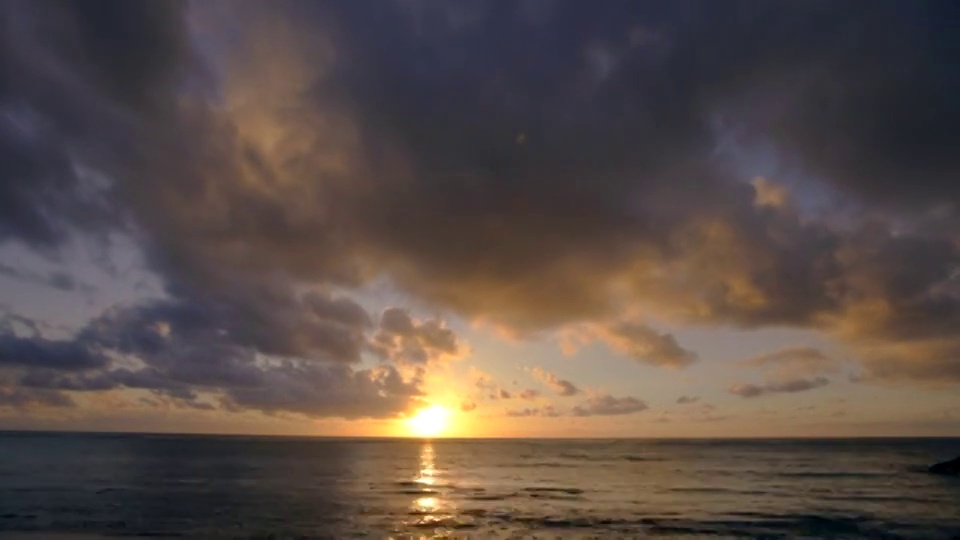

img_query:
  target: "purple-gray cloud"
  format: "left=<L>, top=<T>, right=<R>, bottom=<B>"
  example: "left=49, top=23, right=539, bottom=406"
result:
left=0, top=263, right=95, bottom=294
left=0, top=294, right=434, bottom=418
left=370, top=307, right=463, bottom=366
left=591, top=321, right=699, bottom=368
left=729, top=376, right=830, bottom=398
left=518, top=388, right=541, bottom=400
left=739, top=346, right=839, bottom=378
left=527, top=367, right=580, bottom=397
left=505, top=405, right=561, bottom=418
left=572, top=394, right=649, bottom=417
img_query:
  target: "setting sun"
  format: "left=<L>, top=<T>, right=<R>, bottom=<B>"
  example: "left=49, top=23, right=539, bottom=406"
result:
left=406, top=405, right=451, bottom=438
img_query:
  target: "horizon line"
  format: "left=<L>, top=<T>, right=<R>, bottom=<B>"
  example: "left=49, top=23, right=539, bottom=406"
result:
left=2, top=428, right=957, bottom=441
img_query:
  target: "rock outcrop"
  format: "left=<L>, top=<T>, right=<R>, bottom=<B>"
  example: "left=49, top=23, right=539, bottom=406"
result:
left=928, top=456, right=960, bottom=475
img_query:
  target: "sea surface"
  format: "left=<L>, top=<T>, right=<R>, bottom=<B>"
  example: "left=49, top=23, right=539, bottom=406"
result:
left=0, top=433, right=958, bottom=539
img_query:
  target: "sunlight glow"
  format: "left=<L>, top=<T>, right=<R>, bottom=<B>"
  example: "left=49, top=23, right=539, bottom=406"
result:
left=407, top=405, right=450, bottom=437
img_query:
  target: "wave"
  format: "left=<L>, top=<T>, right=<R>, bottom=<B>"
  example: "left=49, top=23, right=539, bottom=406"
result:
left=465, top=493, right=515, bottom=501
left=623, top=455, right=664, bottom=462
left=521, top=487, right=584, bottom=495
left=513, top=462, right=577, bottom=468
left=775, top=472, right=887, bottom=479
left=394, top=481, right=420, bottom=487
left=406, top=516, right=477, bottom=530
left=668, top=487, right=732, bottom=494
left=668, top=487, right=769, bottom=495
left=393, top=489, right=438, bottom=495
left=558, top=452, right=590, bottom=460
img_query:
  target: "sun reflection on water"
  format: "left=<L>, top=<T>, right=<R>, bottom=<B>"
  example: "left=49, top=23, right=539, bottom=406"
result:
left=403, top=442, right=460, bottom=531
left=415, top=442, right=437, bottom=486
left=412, top=495, right=439, bottom=513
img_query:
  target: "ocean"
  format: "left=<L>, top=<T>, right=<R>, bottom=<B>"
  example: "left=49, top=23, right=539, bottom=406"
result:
left=0, top=433, right=957, bottom=539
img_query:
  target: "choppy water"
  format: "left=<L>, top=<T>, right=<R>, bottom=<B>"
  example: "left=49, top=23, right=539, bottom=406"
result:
left=0, top=433, right=958, bottom=538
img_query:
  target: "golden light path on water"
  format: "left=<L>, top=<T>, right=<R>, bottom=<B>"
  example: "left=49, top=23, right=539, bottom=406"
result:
left=402, top=442, right=466, bottom=533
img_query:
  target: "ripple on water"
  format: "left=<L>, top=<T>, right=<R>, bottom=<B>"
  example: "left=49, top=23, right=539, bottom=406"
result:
left=775, top=472, right=887, bottom=479
left=623, top=455, right=664, bottom=462
left=520, top=487, right=585, bottom=500
left=521, top=487, right=584, bottom=495
left=405, top=515, right=478, bottom=530
left=465, top=492, right=516, bottom=501
left=393, top=489, right=438, bottom=495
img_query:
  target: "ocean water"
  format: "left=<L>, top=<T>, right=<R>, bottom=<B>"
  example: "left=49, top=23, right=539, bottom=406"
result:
left=0, top=433, right=958, bottom=539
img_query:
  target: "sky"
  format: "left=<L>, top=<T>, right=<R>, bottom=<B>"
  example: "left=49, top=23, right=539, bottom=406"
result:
left=0, top=0, right=958, bottom=438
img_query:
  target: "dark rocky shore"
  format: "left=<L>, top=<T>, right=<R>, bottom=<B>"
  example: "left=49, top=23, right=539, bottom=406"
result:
left=928, top=456, right=960, bottom=475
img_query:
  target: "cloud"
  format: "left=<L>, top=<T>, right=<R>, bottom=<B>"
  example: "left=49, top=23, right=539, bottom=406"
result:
left=470, top=368, right=517, bottom=400
left=224, top=363, right=421, bottom=419
left=730, top=346, right=836, bottom=399
left=730, top=345, right=837, bottom=399
left=676, top=395, right=700, bottom=405
left=0, top=262, right=95, bottom=294
left=527, top=367, right=580, bottom=396
left=561, top=321, right=698, bottom=368
left=0, top=296, right=431, bottom=418
left=0, top=0, right=185, bottom=247
left=739, top=346, right=839, bottom=378
left=459, top=399, right=476, bottom=412
left=371, top=307, right=463, bottom=365
left=518, top=388, right=541, bottom=400
left=471, top=368, right=496, bottom=391
left=0, top=388, right=74, bottom=409
left=0, top=0, right=956, bottom=431
left=599, top=321, right=699, bottom=368
left=572, top=394, right=648, bottom=417
left=0, top=318, right=110, bottom=371
left=505, top=405, right=561, bottom=418
left=729, top=384, right=764, bottom=398
left=729, top=376, right=829, bottom=398
left=672, top=402, right=727, bottom=423
left=505, top=393, right=648, bottom=417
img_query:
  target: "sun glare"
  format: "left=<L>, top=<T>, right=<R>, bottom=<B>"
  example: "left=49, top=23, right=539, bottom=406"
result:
left=407, top=405, right=451, bottom=438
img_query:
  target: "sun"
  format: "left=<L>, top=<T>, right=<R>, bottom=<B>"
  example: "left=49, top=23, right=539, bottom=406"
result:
left=407, top=405, right=451, bottom=438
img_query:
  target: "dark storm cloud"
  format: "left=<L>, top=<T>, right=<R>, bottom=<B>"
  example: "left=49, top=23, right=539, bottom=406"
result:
left=226, top=363, right=421, bottom=419
left=0, top=0, right=958, bottom=425
left=0, top=0, right=188, bottom=246
left=296, top=0, right=958, bottom=329
left=0, top=262, right=94, bottom=293
left=0, top=317, right=109, bottom=371
left=737, top=2, right=960, bottom=212
left=82, top=289, right=373, bottom=366
left=0, top=387, right=73, bottom=408
left=266, top=0, right=957, bottom=382
left=2, top=297, right=427, bottom=418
